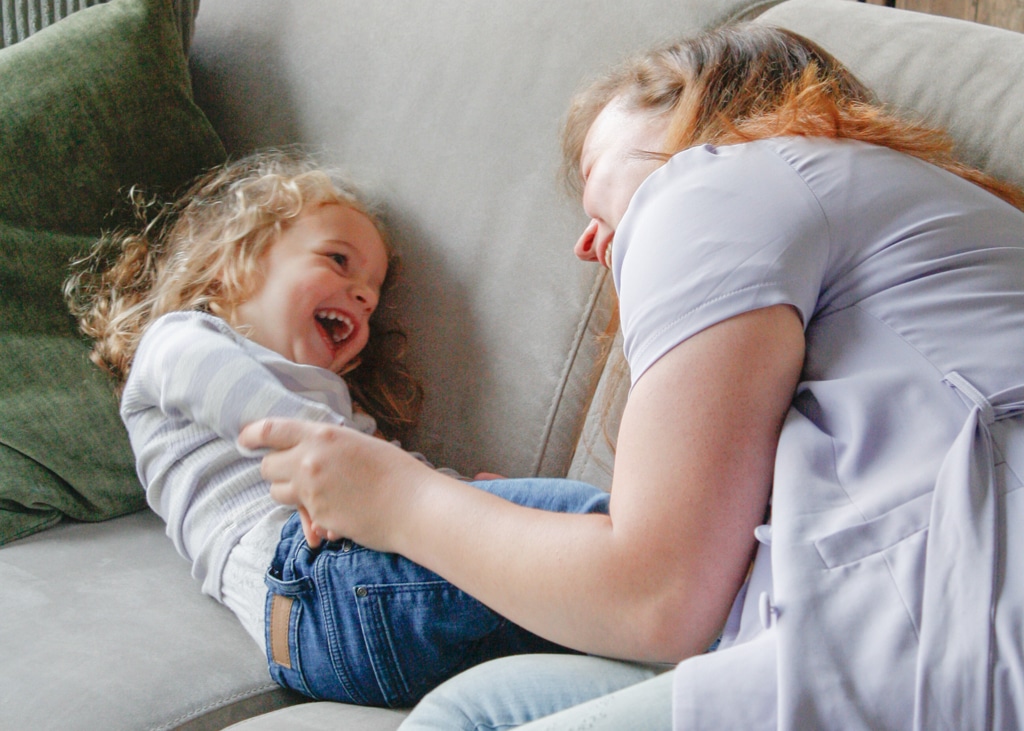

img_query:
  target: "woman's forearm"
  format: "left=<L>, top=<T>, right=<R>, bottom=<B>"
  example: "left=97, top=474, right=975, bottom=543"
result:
left=392, top=471, right=736, bottom=661
left=389, top=306, right=804, bottom=661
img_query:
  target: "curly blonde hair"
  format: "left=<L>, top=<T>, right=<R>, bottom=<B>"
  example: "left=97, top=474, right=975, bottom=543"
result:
left=562, top=23, right=1024, bottom=210
left=65, top=149, right=423, bottom=439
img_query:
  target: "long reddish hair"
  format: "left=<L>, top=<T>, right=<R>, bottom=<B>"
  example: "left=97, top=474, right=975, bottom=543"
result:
left=562, top=23, right=1024, bottom=210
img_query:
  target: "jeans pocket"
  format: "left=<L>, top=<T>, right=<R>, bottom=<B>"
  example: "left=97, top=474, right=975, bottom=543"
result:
left=263, top=571, right=315, bottom=698
left=353, top=580, right=504, bottom=707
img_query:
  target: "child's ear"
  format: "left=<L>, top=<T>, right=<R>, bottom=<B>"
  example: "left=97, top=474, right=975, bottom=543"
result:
left=206, top=279, right=227, bottom=314
left=208, top=280, right=247, bottom=323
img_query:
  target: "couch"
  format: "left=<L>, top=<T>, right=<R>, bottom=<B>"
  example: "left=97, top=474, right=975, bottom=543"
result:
left=1, top=0, right=1022, bottom=729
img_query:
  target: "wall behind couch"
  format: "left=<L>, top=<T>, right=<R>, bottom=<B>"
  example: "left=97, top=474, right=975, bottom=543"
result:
left=863, top=0, right=1023, bottom=32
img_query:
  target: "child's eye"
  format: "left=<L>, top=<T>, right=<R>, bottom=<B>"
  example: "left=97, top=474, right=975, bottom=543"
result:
left=329, top=253, right=349, bottom=268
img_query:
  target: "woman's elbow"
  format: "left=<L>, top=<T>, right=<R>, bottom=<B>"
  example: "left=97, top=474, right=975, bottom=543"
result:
left=628, top=582, right=728, bottom=662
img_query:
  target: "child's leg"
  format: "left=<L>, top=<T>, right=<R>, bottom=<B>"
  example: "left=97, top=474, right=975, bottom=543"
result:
left=264, top=511, right=572, bottom=709
left=469, top=477, right=609, bottom=515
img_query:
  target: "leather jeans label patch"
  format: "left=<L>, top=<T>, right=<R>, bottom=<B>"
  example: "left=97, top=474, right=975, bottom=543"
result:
left=269, top=594, right=294, bottom=669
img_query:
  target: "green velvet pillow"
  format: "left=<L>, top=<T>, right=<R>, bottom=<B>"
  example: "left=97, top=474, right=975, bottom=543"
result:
left=0, top=223, right=142, bottom=543
left=0, top=0, right=224, bottom=235
left=0, top=0, right=226, bottom=544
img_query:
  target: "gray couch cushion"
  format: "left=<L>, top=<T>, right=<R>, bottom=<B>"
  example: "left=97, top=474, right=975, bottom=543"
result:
left=224, top=702, right=407, bottom=731
left=0, top=510, right=303, bottom=730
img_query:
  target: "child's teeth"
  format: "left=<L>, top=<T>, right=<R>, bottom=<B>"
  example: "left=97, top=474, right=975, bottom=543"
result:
left=318, top=311, right=354, bottom=343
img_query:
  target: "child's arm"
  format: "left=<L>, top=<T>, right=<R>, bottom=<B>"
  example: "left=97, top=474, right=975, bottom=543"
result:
left=123, top=312, right=354, bottom=549
left=121, top=311, right=346, bottom=446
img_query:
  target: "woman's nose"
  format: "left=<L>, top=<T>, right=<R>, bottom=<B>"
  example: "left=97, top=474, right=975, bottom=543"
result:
left=574, top=219, right=600, bottom=263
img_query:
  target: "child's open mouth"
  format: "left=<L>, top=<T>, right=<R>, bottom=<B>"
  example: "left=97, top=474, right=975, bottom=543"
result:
left=315, top=310, right=355, bottom=349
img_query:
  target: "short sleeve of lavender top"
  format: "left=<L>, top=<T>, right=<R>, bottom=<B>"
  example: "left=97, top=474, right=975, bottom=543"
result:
left=612, top=138, right=829, bottom=386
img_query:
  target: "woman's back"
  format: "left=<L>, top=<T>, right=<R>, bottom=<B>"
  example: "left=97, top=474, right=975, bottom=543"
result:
left=616, top=133, right=1024, bottom=729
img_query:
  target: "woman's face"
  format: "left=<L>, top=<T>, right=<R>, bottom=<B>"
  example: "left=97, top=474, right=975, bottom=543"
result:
left=574, top=98, right=669, bottom=268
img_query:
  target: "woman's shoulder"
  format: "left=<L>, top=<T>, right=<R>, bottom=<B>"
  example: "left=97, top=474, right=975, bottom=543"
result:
left=633, top=137, right=834, bottom=216
left=655, top=136, right=884, bottom=185
left=619, top=138, right=833, bottom=261
left=657, top=136, right=915, bottom=179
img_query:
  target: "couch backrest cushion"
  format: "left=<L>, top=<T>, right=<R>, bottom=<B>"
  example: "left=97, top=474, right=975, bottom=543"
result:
left=189, top=0, right=775, bottom=479
left=758, top=0, right=1024, bottom=190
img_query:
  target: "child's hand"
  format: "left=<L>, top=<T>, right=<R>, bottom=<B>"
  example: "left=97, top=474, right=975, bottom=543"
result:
left=297, top=506, right=323, bottom=548
left=298, top=505, right=343, bottom=548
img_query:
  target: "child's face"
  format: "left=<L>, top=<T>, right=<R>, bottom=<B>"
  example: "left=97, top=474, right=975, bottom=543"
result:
left=229, top=202, right=389, bottom=374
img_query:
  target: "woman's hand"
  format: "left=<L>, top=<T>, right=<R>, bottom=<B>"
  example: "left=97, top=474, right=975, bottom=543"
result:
left=237, top=419, right=435, bottom=553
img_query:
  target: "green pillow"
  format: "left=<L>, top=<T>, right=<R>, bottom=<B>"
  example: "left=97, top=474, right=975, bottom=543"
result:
left=0, top=0, right=225, bottom=235
left=0, top=223, right=143, bottom=543
left=0, top=0, right=226, bottom=544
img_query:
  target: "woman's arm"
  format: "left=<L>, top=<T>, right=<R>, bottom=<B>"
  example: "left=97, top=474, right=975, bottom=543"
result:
left=241, top=304, right=804, bottom=662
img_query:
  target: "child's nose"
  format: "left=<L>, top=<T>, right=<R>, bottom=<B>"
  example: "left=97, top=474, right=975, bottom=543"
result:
left=352, top=283, right=378, bottom=313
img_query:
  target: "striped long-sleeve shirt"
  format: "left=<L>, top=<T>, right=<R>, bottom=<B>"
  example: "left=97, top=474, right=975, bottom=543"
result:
left=120, top=311, right=377, bottom=601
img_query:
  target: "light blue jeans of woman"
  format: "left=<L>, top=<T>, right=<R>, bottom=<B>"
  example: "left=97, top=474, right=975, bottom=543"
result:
left=399, top=653, right=674, bottom=730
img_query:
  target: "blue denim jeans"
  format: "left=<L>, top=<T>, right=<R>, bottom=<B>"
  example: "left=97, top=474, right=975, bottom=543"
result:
left=263, top=478, right=609, bottom=708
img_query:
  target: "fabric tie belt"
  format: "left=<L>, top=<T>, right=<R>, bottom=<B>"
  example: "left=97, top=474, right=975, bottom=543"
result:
left=913, top=371, right=1024, bottom=731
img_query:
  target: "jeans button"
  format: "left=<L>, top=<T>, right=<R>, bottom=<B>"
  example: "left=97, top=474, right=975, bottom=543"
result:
left=355, top=586, right=368, bottom=598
